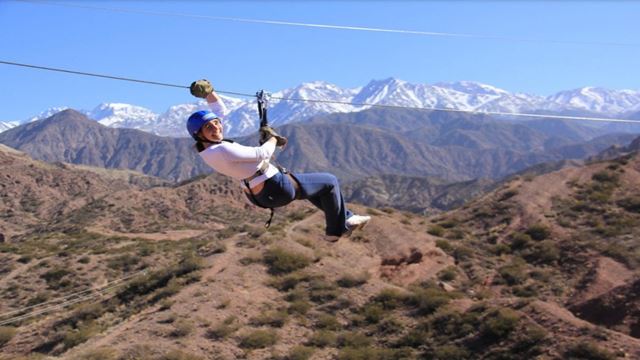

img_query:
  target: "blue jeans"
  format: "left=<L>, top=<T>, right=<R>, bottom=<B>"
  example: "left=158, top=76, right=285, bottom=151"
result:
left=248, top=172, right=352, bottom=236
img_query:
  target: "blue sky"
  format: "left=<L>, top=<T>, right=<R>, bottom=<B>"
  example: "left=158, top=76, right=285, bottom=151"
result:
left=1, top=0, right=638, bottom=121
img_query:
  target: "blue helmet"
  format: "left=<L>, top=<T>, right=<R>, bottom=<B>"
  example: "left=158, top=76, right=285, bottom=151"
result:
left=186, top=110, right=219, bottom=140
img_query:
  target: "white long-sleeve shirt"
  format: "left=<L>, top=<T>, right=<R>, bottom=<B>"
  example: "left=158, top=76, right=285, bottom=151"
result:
left=199, top=98, right=279, bottom=187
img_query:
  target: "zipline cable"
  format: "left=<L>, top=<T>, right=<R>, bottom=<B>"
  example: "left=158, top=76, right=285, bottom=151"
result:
left=0, top=273, right=141, bottom=327
left=0, top=268, right=147, bottom=320
left=2, top=60, right=640, bottom=124
left=14, top=0, right=640, bottom=48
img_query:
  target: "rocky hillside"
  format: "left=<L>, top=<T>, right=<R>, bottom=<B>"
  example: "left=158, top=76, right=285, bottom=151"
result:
left=1, top=140, right=639, bottom=359
left=0, top=110, right=211, bottom=182
left=343, top=174, right=496, bottom=215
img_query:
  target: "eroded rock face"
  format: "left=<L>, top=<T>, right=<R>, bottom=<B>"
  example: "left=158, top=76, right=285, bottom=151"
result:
left=569, top=277, right=640, bottom=339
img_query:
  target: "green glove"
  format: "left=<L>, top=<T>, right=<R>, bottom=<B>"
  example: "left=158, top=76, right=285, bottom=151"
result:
left=260, top=126, right=288, bottom=147
left=190, top=79, right=213, bottom=98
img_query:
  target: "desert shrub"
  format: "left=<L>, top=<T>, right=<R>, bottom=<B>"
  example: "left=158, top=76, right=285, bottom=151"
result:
left=427, top=225, right=446, bottom=237
left=500, top=189, right=518, bottom=201
left=60, top=303, right=106, bottom=328
left=239, top=329, right=278, bottom=349
left=435, top=239, right=453, bottom=253
left=376, top=317, right=404, bottom=335
left=431, top=344, right=470, bottom=360
left=453, top=246, right=473, bottom=261
left=337, top=331, right=372, bottom=348
left=78, top=256, right=91, bottom=264
left=41, top=267, right=72, bottom=288
left=269, top=272, right=314, bottom=292
left=337, top=273, right=369, bottom=288
left=107, top=254, right=140, bottom=272
left=512, top=284, right=538, bottom=298
left=437, top=266, right=457, bottom=281
left=63, top=323, right=99, bottom=349
left=492, top=243, right=511, bottom=255
left=0, top=326, right=17, bottom=346
left=264, top=248, right=311, bottom=275
left=361, top=303, right=386, bottom=324
left=117, top=256, right=201, bottom=304
left=72, top=348, right=117, bottom=360
left=288, top=299, right=312, bottom=315
left=481, top=308, right=520, bottom=341
left=205, top=324, right=236, bottom=340
left=309, top=279, right=340, bottom=303
left=337, top=347, right=413, bottom=360
left=564, top=341, right=615, bottom=360
left=407, top=287, right=453, bottom=316
left=446, top=229, right=466, bottom=240
left=287, top=346, right=315, bottom=360
left=170, top=320, right=194, bottom=337
left=525, top=224, right=551, bottom=241
left=618, top=196, right=640, bottom=213
left=316, top=314, right=342, bottom=330
left=509, top=232, right=532, bottom=250
left=498, top=260, right=527, bottom=286
left=372, top=288, right=407, bottom=310
left=160, top=350, right=204, bottom=360
left=251, top=310, right=288, bottom=328
left=524, top=241, right=560, bottom=264
left=307, top=330, right=337, bottom=347
left=591, top=171, right=619, bottom=184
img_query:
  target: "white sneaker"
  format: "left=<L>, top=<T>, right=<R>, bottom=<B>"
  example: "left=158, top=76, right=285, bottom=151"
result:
left=345, top=215, right=371, bottom=236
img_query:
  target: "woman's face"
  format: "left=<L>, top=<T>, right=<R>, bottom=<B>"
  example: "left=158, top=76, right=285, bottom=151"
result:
left=200, top=118, right=223, bottom=142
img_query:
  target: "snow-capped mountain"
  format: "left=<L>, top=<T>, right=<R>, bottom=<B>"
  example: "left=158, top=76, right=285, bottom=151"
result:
left=545, top=87, right=640, bottom=114
left=0, top=121, right=20, bottom=132
left=6, top=78, right=640, bottom=136
left=87, top=103, right=159, bottom=128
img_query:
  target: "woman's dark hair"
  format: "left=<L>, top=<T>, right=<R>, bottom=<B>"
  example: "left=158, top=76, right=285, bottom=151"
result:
left=195, top=141, right=208, bottom=152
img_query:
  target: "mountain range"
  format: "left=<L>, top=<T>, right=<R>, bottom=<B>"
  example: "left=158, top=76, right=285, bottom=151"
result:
left=2, top=78, right=640, bottom=137
left=1, top=107, right=637, bottom=187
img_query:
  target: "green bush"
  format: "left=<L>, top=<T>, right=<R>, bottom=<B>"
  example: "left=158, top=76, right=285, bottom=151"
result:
left=263, top=248, right=311, bottom=275
left=72, top=348, right=117, bottom=360
left=481, top=308, right=520, bottom=341
left=592, top=171, right=619, bottom=184
left=453, top=246, right=473, bottom=261
left=435, top=239, right=453, bottom=253
left=373, top=288, right=407, bottom=310
left=498, top=261, right=527, bottom=286
left=287, top=346, right=315, bottom=360
left=361, top=303, right=386, bottom=324
left=316, top=314, right=342, bottom=330
left=63, top=323, right=99, bottom=349
left=238, top=329, right=278, bottom=349
left=564, top=341, right=615, bottom=360
left=107, top=254, right=140, bottom=272
left=618, top=196, right=640, bottom=213
left=307, top=330, right=337, bottom=347
left=309, top=279, right=340, bottom=303
left=524, top=241, right=560, bottom=264
left=288, top=300, right=312, bottom=315
left=525, top=224, right=551, bottom=241
left=337, top=331, right=372, bottom=348
left=205, top=323, right=237, bottom=340
left=437, top=266, right=457, bottom=281
left=427, top=225, right=446, bottom=237
left=432, top=344, right=469, bottom=360
left=0, top=326, right=17, bottom=346
left=407, top=287, right=453, bottom=316
left=509, top=232, right=532, bottom=250
left=337, top=347, right=413, bottom=360
left=160, top=350, right=204, bottom=360
left=170, top=320, right=194, bottom=337
left=337, top=273, right=369, bottom=288
left=250, top=310, right=288, bottom=328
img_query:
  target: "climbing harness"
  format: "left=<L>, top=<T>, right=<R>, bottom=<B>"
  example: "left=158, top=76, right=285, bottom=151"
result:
left=243, top=89, right=302, bottom=228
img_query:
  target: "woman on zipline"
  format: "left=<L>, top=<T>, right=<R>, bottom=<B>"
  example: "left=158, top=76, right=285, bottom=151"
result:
left=186, top=80, right=370, bottom=242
